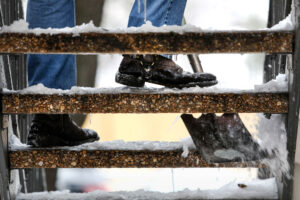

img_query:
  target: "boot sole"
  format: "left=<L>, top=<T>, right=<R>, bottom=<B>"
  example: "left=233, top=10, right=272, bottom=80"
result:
left=148, top=80, right=218, bottom=89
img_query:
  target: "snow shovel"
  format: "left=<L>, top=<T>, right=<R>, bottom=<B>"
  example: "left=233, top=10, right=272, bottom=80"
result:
left=181, top=113, right=266, bottom=163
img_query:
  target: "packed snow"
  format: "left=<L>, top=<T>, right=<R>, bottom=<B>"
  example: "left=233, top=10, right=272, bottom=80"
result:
left=3, top=73, right=288, bottom=95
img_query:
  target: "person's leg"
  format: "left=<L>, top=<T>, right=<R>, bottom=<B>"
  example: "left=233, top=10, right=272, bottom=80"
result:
left=26, top=0, right=76, bottom=89
left=128, top=0, right=186, bottom=59
left=26, top=0, right=99, bottom=147
left=128, top=0, right=187, bottom=27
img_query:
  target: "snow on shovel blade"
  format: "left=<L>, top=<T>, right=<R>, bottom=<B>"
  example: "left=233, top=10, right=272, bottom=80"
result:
left=181, top=113, right=266, bottom=163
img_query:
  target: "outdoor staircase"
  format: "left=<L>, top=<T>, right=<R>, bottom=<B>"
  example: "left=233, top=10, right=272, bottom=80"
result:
left=1, top=0, right=300, bottom=199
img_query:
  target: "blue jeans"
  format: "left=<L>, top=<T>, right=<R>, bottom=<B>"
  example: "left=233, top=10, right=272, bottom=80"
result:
left=26, top=0, right=186, bottom=89
left=128, top=0, right=187, bottom=27
left=27, top=0, right=76, bottom=89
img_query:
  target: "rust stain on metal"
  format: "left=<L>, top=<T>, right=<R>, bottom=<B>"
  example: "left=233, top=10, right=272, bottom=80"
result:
left=9, top=149, right=264, bottom=169
left=2, top=92, right=288, bottom=114
left=0, top=31, right=294, bottom=54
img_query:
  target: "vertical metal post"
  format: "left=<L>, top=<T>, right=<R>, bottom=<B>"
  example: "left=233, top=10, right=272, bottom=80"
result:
left=264, top=0, right=290, bottom=83
left=0, top=1, right=11, bottom=199
left=283, top=0, right=300, bottom=199
left=0, top=115, right=10, bottom=200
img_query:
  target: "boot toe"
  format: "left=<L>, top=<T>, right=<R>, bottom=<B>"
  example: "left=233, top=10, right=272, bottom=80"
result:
left=195, top=72, right=217, bottom=81
left=82, top=128, right=100, bottom=141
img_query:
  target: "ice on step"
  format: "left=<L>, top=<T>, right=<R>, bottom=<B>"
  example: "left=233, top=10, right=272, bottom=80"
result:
left=16, top=178, right=278, bottom=200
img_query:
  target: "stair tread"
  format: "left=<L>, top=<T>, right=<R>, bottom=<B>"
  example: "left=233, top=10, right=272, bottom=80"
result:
left=2, top=86, right=288, bottom=114
left=0, top=30, right=293, bottom=54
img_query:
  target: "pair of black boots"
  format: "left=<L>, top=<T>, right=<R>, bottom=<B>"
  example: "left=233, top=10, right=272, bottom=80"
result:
left=28, top=55, right=217, bottom=148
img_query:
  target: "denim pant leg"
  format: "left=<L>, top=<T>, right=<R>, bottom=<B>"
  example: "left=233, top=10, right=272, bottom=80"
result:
left=128, top=0, right=187, bottom=27
left=26, top=0, right=76, bottom=90
left=128, top=0, right=187, bottom=58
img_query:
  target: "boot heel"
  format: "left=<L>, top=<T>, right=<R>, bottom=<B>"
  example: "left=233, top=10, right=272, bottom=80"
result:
left=115, top=72, right=145, bottom=87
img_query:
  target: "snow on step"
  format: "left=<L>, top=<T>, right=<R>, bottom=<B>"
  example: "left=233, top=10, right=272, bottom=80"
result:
left=16, top=178, right=278, bottom=200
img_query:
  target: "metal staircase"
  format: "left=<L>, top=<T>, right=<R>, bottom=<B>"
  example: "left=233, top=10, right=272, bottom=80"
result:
left=1, top=0, right=300, bottom=199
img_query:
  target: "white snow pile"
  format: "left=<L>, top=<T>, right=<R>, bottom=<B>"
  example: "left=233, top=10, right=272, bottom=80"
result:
left=0, top=19, right=202, bottom=35
left=17, top=178, right=277, bottom=200
left=9, top=134, right=29, bottom=149
left=254, top=73, right=288, bottom=92
left=271, top=12, right=295, bottom=30
left=3, top=73, right=288, bottom=95
left=271, top=2, right=295, bottom=31
left=255, top=114, right=290, bottom=179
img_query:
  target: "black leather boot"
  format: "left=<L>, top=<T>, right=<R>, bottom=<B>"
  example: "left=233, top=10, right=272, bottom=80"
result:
left=181, top=113, right=266, bottom=163
left=116, top=55, right=217, bottom=88
left=27, top=114, right=99, bottom=147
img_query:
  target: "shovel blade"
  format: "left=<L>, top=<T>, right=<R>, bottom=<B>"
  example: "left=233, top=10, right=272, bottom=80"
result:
left=181, top=113, right=264, bottom=163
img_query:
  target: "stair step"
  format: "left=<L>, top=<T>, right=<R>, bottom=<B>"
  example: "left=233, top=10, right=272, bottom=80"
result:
left=2, top=90, right=288, bottom=114
left=16, top=178, right=278, bottom=199
left=9, top=141, right=263, bottom=168
left=0, top=31, right=293, bottom=54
